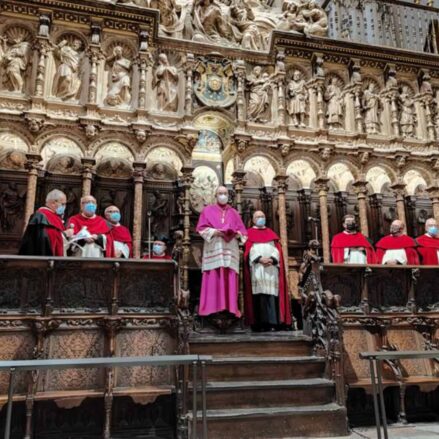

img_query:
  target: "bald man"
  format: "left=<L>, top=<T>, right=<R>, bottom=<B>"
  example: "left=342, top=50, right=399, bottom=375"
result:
left=244, top=211, right=292, bottom=331
left=196, top=186, right=247, bottom=318
left=416, top=218, right=439, bottom=265
left=375, top=220, right=419, bottom=265
left=105, top=205, right=132, bottom=258
left=67, top=195, right=114, bottom=258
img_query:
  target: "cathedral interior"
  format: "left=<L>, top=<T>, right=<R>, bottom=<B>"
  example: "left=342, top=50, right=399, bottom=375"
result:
left=0, top=0, right=439, bottom=437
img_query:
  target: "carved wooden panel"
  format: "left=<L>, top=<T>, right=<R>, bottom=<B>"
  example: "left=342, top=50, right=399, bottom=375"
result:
left=0, top=329, right=34, bottom=394
left=45, top=329, right=105, bottom=391
left=118, top=266, right=175, bottom=312
left=0, top=266, right=45, bottom=312
left=0, top=171, right=28, bottom=254
left=387, top=329, right=431, bottom=377
left=368, top=269, right=409, bottom=311
left=321, top=268, right=362, bottom=310
left=115, top=329, right=175, bottom=388
left=416, top=270, right=439, bottom=312
left=343, top=328, right=377, bottom=383
left=52, top=267, right=110, bottom=313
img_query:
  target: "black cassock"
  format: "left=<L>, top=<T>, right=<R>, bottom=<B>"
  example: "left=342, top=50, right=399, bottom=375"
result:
left=19, top=210, right=63, bottom=256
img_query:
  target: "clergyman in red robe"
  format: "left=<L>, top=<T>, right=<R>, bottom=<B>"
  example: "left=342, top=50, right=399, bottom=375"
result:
left=375, top=220, right=419, bottom=265
left=244, top=211, right=292, bottom=331
left=67, top=195, right=114, bottom=258
left=143, top=238, right=173, bottom=260
left=105, top=205, right=132, bottom=258
left=19, top=189, right=74, bottom=256
left=416, top=218, right=439, bottom=265
left=331, top=214, right=376, bottom=264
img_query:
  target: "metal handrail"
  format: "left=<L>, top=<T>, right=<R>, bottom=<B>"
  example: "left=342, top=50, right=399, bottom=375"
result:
left=0, top=354, right=212, bottom=439
left=359, top=350, right=439, bottom=439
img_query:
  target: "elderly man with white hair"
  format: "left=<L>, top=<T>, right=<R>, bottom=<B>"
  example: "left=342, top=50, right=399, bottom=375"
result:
left=67, top=195, right=114, bottom=258
left=416, top=217, right=439, bottom=265
left=196, top=186, right=247, bottom=318
left=105, top=205, right=132, bottom=258
left=19, top=189, right=74, bottom=256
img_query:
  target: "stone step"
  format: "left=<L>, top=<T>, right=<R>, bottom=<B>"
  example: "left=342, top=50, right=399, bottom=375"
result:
left=189, top=403, right=349, bottom=438
left=207, top=356, right=326, bottom=381
left=192, top=378, right=334, bottom=409
left=189, top=332, right=313, bottom=357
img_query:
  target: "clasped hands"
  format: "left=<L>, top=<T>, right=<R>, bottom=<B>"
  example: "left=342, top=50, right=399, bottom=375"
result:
left=85, top=234, right=98, bottom=244
left=213, top=229, right=243, bottom=239
left=258, top=257, right=274, bottom=267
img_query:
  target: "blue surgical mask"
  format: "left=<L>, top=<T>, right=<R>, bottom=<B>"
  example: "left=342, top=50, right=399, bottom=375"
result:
left=217, top=194, right=228, bottom=205
left=56, top=205, right=66, bottom=216
left=84, top=202, right=97, bottom=215
left=153, top=244, right=164, bottom=255
left=110, top=212, right=121, bottom=223
left=428, top=226, right=438, bottom=237
left=256, top=217, right=266, bottom=228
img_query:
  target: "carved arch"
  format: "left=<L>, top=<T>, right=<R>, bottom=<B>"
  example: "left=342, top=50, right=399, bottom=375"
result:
left=327, top=162, right=356, bottom=192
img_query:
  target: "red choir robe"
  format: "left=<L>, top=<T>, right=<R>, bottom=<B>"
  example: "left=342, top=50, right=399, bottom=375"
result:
left=416, top=234, right=439, bottom=265
left=243, top=227, right=292, bottom=327
left=375, top=234, right=419, bottom=265
left=19, top=207, right=65, bottom=256
left=109, top=224, right=132, bottom=258
left=331, top=231, right=376, bottom=264
left=67, top=214, right=114, bottom=257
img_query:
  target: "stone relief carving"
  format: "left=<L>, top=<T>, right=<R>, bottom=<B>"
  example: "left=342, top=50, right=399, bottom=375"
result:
left=153, top=53, right=179, bottom=112
left=96, top=158, right=132, bottom=178
left=399, top=85, right=416, bottom=138
left=146, top=162, right=177, bottom=180
left=46, top=154, right=81, bottom=174
left=150, top=190, right=169, bottom=237
left=324, top=76, right=344, bottom=129
left=52, top=35, right=85, bottom=100
left=287, top=70, right=308, bottom=127
left=105, top=44, right=132, bottom=106
left=246, top=66, right=274, bottom=123
left=0, top=27, right=32, bottom=93
left=362, top=82, right=381, bottom=134
left=0, top=149, right=27, bottom=170
left=189, top=165, right=218, bottom=213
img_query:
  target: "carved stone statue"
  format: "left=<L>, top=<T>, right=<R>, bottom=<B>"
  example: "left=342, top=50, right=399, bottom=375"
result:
left=301, top=0, right=328, bottom=36
left=97, top=158, right=132, bottom=178
left=48, top=155, right=81, bottom=174
left=399, top=86, right=415, bottom=138
left=105, top=45, right=132, bottom=106
left=0, top=182, right=25, bottom=232
left=362, top=83, right=381, bottom=134
left=324, top=77, right=344, bottom=129
left=150, top=0, right=190, bottom=39
left=0, top=29, right=31, bottom=92
left=60, top=185, right=78, bottom=220
left=192, top=0, right=235, bottom=45
left=288, top=70, right=307, bottom=127
left=247, top=66, right=273, bottom=123
left=241, top=198, right=255, bottom=228
left=52, top=38, right=84, bottom=100
left=420, top=72, right=432, bottom=95
left=154, top=53, right=179, bottom=112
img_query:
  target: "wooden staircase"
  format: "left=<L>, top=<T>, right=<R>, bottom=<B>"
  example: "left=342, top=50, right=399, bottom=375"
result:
left=188, top=331, right=348, bottom=438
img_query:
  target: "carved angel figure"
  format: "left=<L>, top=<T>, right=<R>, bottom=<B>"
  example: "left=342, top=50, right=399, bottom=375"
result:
left=105, top=46, right=132, bottom=106
left=399, top=86, right=415, bottom=138
left=230, top=0, right=265, bottom=50
left=301, top=0, right=328, bottom=36
left=247, top=66, right=273, bottom=123
left=52, top=38, right=84, bottom=100
left=0, top=29, right=31, bottom=92
left=324, top=77, right=344, bottom=129
left=362, top=83, right=381, bottom=134
left=154, top=53, right=179, bottom=112
left=288, top=70, right=307, bottom=127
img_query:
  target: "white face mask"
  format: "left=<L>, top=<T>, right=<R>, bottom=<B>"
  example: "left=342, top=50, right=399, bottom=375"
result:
left=217, top=194, right=228, bottom=205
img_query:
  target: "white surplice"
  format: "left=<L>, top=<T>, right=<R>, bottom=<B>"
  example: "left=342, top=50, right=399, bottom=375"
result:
left=343, top=248, right=367, bottom=264
left=249, top=241, right=280, bottom=296
left=381, top=249, right=407, bottom=265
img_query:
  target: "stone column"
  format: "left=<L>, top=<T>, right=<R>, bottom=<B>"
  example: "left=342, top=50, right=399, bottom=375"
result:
left=137, top=51, right=152, bottom=111
left=391, top=182, right=407, bottom=226
left=34, top=39, right=51, bottom=98
left=180, top=166, right=194, bottom=292
left=132, top=162, right=146, bottom=258
left=315, top=177, right=331, bottom=263
left=184, top=53, right=194, bottom=119
left=353, top=180, right=369, bottom=237
left=81, top=158, right=95, bottom=197
left=235, top=60, right=246, bottom=129
left=427, top=186, right=439, bottom=223
left=274, top=174, right=289, bottom=272
left=23, top=154, right=42, bottom=231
